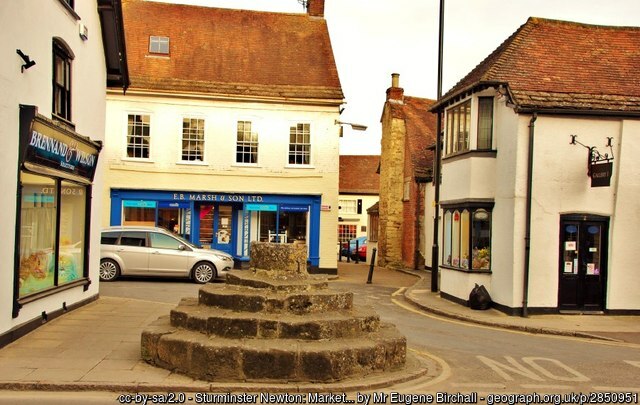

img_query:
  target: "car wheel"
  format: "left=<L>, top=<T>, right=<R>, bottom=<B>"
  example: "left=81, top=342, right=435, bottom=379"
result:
left=192, top=261, right=216, bottom=284
left=99, top=259, right=120, bottom=282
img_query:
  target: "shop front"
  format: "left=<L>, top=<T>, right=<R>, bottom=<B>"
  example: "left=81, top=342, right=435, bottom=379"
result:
left=109, top=189, right=322, bottom=268
left=14, top=105, right=101, bottom=317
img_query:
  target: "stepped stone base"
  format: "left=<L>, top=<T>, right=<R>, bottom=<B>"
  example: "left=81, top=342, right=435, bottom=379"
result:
left=142, top=316, right=406, bottom=383
left=140, top=242, right=410, bottom=383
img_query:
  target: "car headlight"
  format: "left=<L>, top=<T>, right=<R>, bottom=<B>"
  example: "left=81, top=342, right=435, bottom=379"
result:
left=213, top=254, right=232, bottom=261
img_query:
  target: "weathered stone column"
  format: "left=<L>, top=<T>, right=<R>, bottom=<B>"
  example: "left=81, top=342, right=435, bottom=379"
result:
left=249, top=242, right=308, bottom=279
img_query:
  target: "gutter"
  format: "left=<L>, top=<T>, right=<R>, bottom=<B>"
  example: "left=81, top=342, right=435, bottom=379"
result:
left=522, top=113, right=537, bottom=318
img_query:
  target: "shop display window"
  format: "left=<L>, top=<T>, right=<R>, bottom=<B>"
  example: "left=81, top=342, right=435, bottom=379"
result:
left=18, top=173, right=88, bottom=297
left=19, top=173, right=57, bottom=296
left=258, top=210, right=307, bottom=244
left=58, top=181, right=85, bottom=285
left=123, top=203, right=155, bottom=226
left=442, top=206, right=492, bottom=271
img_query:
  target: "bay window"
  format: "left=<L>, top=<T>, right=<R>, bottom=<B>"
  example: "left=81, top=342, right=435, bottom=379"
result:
left=446, top=100, right=470, bottom=155
left=442, top=203, right=492, bottom=271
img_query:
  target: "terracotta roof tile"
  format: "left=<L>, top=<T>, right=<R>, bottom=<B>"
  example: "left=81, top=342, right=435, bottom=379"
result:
left=339, top=155, right=380, bottom=194
left=121, top=0, right=343, bottom=101
left=387, top=97, right=437, bottom=178
left=435, top=17, right=640, bottom=112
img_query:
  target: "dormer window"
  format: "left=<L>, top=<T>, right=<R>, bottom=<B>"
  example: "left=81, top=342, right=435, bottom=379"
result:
left=149, top=36, right=169, bottom=55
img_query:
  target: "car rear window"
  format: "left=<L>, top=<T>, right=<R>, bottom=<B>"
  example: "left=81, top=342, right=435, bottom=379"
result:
left=120, top=232, right=147, bottom=247
left=101, top=231, right=121, bottom=245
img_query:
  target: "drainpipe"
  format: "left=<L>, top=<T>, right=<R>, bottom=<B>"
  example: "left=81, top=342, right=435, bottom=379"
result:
left=522, top=112, right=537, bottom=317
left=431, top=0, right=445, bottom=292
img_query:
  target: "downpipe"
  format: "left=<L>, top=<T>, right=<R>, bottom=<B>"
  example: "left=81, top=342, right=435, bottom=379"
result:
left=522, top=113, right=537, bottom=317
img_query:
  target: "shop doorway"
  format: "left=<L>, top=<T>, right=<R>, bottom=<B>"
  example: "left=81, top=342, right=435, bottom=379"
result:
left=558, top=215, right=609, bottom=312
left=198, top=204, right=234, bottom=255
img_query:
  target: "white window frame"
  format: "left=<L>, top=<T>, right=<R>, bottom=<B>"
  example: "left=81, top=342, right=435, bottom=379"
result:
left=339, top=199, right=357, bottom=215
left=235, top=120, right=259, bottom=165
left=149, top=36, right=169, bottom=54
left=179, top=116, right=206, bottom=164
left=124, top=113, right=152, bottom=161
left=287, top=122, right=312, bottom=167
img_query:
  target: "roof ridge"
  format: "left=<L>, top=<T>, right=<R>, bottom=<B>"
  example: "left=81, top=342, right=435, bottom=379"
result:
left=528, top=16, right=640, bottom=30
left=124, top=0, right=311, bottom=18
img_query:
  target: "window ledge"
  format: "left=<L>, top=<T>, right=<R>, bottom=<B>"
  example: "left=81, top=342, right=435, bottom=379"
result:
left=285, top=164, right=315, bottom=169
left=52, top=114, right=76, bottom=131
left=176, top=161, right=208, bottom=166
left=121, top=157, right=155, bottom=163
left=232, top=163, right=261, bottom=168
left=443, top=150, right=497, bottom=163
left=56, top=0, right=80, bottom=20
left=440, top=265, right=492, bottom=274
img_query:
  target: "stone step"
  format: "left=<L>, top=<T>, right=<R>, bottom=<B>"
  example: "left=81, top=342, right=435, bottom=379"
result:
left=141, top=316, right=406, bottom=383
left=225, top=271, right=329, bottom=292
left=170, top=298, right=380, bottom=340
left=198, top=284, right=353, bottom=314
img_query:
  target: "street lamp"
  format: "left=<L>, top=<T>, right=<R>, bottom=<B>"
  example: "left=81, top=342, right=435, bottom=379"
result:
left=335, top=120, right=368, bottom=134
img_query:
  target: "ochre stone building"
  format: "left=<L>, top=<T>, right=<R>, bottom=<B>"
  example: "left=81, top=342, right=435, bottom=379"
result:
left=378, top=74, right=436, bottom=270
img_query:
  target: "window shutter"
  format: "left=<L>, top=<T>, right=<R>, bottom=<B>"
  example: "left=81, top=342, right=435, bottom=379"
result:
left=357, top=199, right=362, bottom=214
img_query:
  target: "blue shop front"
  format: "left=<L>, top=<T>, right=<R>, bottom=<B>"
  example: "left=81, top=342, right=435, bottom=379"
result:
left=109, top=189, right=322, bottom=269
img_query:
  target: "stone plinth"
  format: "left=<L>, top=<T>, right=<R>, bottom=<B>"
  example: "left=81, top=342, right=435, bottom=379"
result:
left=141, top=242, right=409, bottom=383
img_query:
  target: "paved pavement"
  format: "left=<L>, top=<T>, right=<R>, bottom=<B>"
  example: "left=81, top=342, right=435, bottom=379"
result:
left=0, top=262, right=638, bottom=393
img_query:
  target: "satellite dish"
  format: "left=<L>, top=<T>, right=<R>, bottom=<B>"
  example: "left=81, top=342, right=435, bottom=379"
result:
left=297, top=0, right=308, bottom=10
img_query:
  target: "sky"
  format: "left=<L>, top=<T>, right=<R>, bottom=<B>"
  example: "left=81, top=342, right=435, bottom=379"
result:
left=153, top=0, right=640, bottom=155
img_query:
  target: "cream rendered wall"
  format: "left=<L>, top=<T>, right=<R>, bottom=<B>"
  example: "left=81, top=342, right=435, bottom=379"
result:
left=339, top=194, right=378, bottom=238
left=0, top=1, right=106, bottom=333
left=608, top=119, right=640, bottom=310
left=104, top=93, right=341, bottom=270
left=525, top=116, right=636, bottom=309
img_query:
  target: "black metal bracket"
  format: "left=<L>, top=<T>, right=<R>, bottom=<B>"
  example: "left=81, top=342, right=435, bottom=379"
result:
left=570, top=135, right=614, bottom=176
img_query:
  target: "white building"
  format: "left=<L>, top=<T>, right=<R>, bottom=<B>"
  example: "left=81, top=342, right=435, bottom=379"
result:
left=431, top=17, right=640, bottom=314
left=338, top=155, right=380, bottom=257
left=103, top=0, right=344, bottom=273
left=0, top=0, right=127, bottom=345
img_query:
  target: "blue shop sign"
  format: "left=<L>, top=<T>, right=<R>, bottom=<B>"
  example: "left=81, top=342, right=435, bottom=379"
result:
left=246, top=203, right=278, bottom=212
left=123, top=200, right=157, bottom=208
left=280, top=204, right=309, bottom=212
left=159, top=201, right=190, bottom=209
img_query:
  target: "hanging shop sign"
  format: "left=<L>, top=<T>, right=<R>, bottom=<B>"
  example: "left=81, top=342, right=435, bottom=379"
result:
left=590, top=161, right=613, bottom=188
left=569, top=135, right=614, bottom=188
left=19, top=105, right=101, bottom=183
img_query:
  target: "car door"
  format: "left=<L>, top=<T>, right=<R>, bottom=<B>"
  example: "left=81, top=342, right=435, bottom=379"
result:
left=148, top=231, right=190, bottom=276
left=117, top=231, right=150, bottom=275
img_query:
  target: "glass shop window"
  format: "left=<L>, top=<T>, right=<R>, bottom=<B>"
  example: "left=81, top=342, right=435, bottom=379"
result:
left=58, top=181, right=85, bottom=285
left=18, top=173, right=88, bottom=297
left=19, top=173, right=57, bottom=297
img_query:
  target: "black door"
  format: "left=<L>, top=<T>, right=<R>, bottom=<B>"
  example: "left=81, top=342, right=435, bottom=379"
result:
left=558, top=215, right=608, bottom=312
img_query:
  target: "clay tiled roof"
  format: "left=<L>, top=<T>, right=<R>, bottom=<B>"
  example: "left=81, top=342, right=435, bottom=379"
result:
left=339, top=155, right=380, bottom=194
left=433, top=17, right=640, bottom=113
left=389, top=97, right=437, bottom=179
left=121, top=0, right=343, bottom=102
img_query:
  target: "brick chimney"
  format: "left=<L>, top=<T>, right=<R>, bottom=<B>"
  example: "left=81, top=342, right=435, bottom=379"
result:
left=307, top=0, right=324, bottom=17
left=386, top=73, right=404, bottom=102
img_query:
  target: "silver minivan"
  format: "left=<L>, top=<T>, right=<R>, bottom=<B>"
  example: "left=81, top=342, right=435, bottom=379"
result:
left=99, top=226, right=234, bottom=283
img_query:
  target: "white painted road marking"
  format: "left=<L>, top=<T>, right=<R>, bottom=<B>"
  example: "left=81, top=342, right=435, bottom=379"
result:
left=477, top=356, right=590, bottom=382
